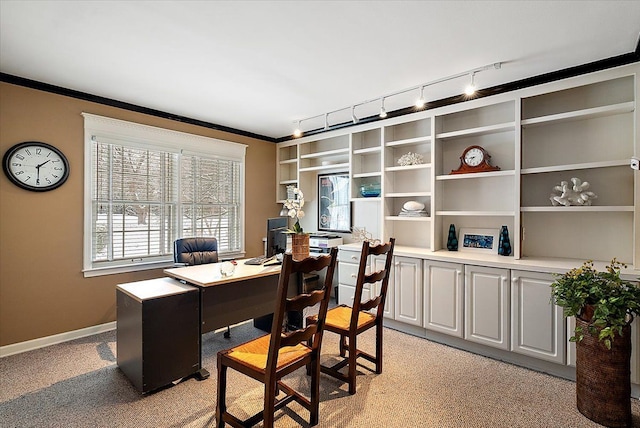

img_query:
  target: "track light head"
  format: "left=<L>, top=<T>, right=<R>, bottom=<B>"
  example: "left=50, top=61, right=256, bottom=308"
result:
left=293, top=120, right=302, bottom=137
left=352, top=105, right=358, bottom=124
left=379, top=98, right=387, bottom=118
left=464, top=72, right=477, bottom=96
left=415, top=86, right=426, bottom=108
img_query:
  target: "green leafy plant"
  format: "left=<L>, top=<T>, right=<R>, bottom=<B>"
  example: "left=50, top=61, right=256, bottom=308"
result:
left=551, top=259, right=640, bottom=349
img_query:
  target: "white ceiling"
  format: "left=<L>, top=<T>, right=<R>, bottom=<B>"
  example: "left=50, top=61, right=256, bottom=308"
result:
left=1, top=1, right=639, bottom=140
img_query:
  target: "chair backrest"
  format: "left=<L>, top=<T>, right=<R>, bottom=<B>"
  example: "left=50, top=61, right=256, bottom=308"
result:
left=266, top=248, right=338, bottom=373
left=351, top=238, right=395, bottom=321
left=174, top=237, right=219, bottom=265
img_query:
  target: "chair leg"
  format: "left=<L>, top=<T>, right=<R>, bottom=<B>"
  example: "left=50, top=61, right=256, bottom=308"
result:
left=339, top=334, right=347, bottom=357
left=223, top=325, right=231, bottom=338
left=216, top=356, right=227, bottom=427
left=310, top=354, right=320, bottom=426
left=376, top=320, right=383, bottom=374
left=348, top=333, right=357, bottom=395
left=263, top=380, right=276, bottom=428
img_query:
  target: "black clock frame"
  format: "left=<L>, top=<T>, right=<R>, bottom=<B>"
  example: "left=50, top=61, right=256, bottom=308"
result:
left=3, top=141, right=70, bottom=192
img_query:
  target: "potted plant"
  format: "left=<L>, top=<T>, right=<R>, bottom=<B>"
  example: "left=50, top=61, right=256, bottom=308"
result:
left=551, top=259, right=640, bottom=428
left=283, top=186, right=309, bottom=260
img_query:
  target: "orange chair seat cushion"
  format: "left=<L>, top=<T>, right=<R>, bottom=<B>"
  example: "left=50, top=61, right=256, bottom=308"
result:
left=227, top=334, right=311, bottom=371
left=324, top=305, right=375, bottom=331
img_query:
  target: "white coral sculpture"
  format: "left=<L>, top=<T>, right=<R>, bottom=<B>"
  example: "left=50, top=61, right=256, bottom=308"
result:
left=398, top=152, right=423, bottom=166
left=550, top=177, right=597, bottom=206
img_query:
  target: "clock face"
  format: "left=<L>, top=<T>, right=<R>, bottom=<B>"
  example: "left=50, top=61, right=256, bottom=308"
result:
left=3, top=142, right=70, bottom=192
left=463, top=147, right=485, bottom=167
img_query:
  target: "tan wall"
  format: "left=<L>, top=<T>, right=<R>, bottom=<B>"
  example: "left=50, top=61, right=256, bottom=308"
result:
left=0, top=82, right=279, bottom=346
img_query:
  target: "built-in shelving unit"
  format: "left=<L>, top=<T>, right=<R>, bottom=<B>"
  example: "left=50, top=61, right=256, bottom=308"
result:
left=277, top=63, right=639, bottom=268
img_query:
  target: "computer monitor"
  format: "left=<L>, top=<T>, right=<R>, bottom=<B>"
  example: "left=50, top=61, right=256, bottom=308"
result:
left=266, top=217, right=288, bottom=257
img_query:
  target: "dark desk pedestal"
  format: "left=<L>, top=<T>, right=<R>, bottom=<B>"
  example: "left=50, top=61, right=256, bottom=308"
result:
left=116, top=278, right=199, bottom=393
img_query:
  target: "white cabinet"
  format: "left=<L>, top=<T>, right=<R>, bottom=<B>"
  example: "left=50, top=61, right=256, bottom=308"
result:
left=337, top=248, right=370, bottom=306
left=510, top=270, right=565, bottom=364
left=423, top=260, right=464, bottom=338
left=392, top=256, right=423, bottom=326
left=464, top=265, right=510, bottom=350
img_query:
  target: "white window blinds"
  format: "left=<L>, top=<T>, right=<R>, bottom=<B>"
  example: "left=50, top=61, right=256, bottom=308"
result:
left=83, top=113, right=246, bottom=276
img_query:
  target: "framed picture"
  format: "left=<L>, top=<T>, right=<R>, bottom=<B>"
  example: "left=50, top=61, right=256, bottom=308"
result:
left=459, top=228, right=500, bottom=254
left=318, top=172, right=351, bottom=232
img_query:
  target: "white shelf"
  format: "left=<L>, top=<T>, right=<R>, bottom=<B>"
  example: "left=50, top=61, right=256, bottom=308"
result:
left=299, top=147, right=349, bottom=159
left=385, top=216, right=431, bottom=222
left=385, top=163, right=432, bottom=172
left=352, top=197, right=382, bottom=202
left=353, top=146, right=382, bottom=155
left=436, top=122, right=515, bottom=140
left=521, top=101, right=634, bottom=128
left=279, top=179, right=298, bottom=185
left=279, top=158, right=298, bottom=165
left=436, top=170, right=515, bottom=180
left=353, top=172, right=382, bottom=178
left=521, top=160, right=629, bottom=175
left=385, top=136, right=432, bottom=147
left=298, top=162, right=349, bottom=173
left=436, top=210, right=516, bottom=216
left=521, top=206, right=634, bottom=213
left=386, top=192, right=431, bottom=198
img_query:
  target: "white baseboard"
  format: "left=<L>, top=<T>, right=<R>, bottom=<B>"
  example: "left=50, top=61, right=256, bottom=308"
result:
left=0, top=322, right=116, bottom=358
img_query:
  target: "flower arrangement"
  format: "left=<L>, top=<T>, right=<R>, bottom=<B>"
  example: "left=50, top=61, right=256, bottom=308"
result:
left=551, top=258, right=640, bottom=349
left=283, top=186, right=305, bottom=234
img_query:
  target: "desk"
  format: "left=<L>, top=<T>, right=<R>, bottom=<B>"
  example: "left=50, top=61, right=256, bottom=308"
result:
left=164, top=260, right=281, bottom=379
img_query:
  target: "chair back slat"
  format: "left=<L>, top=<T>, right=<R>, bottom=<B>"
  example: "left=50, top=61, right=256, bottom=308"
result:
left=286, top=289, right=325, bottom=313
left=360, top=296, right=381, bottom=312
left=265, top=248, right=338, bottom=373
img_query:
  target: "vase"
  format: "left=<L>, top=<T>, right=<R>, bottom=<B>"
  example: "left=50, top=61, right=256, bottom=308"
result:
left=446, top=224, right=458, bottom=251
left=498, top=225, right=512, bottom=256
left=291, top=233, right=310, bottom=261
left=575, top=306, right=632, bottom=427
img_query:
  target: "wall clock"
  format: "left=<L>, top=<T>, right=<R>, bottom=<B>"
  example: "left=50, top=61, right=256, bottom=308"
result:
left=450, top=145, right=500, bottom=174
left=3, top=141, right=70, bottom=191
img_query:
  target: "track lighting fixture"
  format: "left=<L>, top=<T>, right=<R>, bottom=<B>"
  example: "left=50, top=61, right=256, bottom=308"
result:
left=290, top=62, right=501, bottom=137
left=464, top=72, right=477, bottom=96
left=379, top=98, right=387, bottom=118
left=293, top=120, right=302, bottom=138
left=415, top=86, right=426, bottom=108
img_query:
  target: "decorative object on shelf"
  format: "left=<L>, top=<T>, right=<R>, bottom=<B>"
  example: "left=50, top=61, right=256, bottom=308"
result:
left=3, top=141, right=70, bottom=192
left=450, top=145, right=500, bottom=174
left=446, top=224, right=458, bottom=251
left=551, top=259, right=640, bottom=427
left=318, top=173, right=351, bottom=232
left=283, top=185, right=309, bottom=260
left=498, top=226, right=511, bottom=256
left=351, top=227, right=381, bottom=246
left=398, top=200, right=428, bottom=217
left=459, top=228, right=500, bottom=254
left=550, top=177, right=598, bottom=206
left=359, top=183, right=381, bottom=197
left=397, top=152, right=423, bottom=166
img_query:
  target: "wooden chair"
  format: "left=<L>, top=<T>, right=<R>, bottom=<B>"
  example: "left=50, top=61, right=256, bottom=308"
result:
left=216, top=248, right=338, bottom=428
left=306, top=238, right=395, bottom=395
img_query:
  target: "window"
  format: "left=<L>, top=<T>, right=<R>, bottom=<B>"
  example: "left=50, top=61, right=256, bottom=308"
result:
left=83, top=113, right=246, bottom=277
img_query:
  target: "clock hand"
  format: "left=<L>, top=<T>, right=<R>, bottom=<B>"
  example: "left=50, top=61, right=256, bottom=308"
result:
left=36, top=159, right=51, bottom=168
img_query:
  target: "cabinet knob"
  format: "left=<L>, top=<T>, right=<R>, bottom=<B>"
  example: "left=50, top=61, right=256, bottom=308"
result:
left=351, top=255, right=357, bottom=260
left=511, top=277, right=519, bottom=283
left=351, top=274, right=356, bottom=278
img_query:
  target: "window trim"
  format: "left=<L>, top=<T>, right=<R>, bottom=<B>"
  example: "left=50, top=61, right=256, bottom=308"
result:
left=82, top=113, right=247, bottom=277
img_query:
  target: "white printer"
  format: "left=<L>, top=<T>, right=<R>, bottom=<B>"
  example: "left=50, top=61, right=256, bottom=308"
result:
left=309, top=233, right=343, bottom=253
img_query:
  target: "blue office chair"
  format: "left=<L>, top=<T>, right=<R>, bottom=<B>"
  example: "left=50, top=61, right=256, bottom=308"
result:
left=173, top=237, right=231, bottom=338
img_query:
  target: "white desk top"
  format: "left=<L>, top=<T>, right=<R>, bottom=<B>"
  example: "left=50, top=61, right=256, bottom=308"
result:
left=163, top=259, right=281, bottom=287
left=116, top=277, right=197, bottom=302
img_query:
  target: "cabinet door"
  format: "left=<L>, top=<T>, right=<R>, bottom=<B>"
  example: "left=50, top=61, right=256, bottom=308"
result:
left=511, top=270, right=565, bottom=364
left=372, top=256, right=394, bottom=319
left=424, top=260, right=464, bottom=338
left=394, top=256, right=423, bottom=326
left=464, top=265, right=510, bottom=350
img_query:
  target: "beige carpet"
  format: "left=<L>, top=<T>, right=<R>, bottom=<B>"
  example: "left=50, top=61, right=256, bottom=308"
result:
left=1, top=320, right=638, bottom=427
